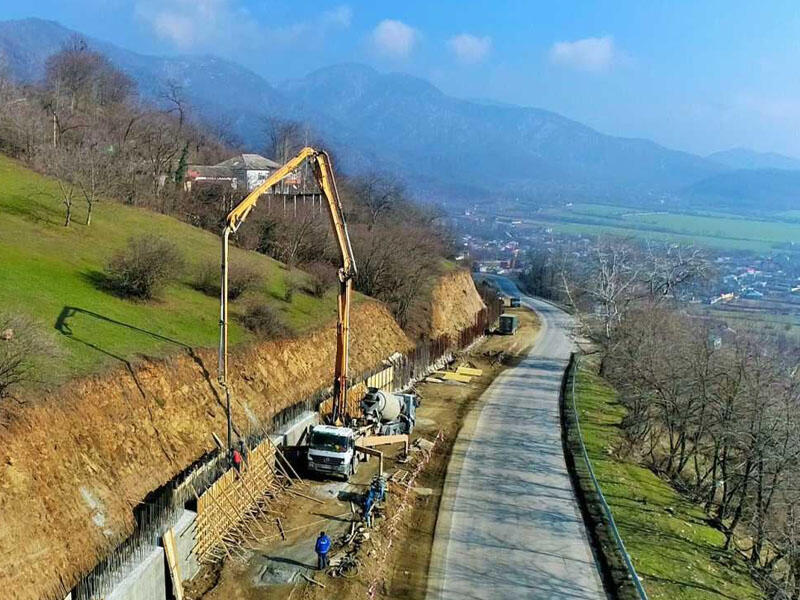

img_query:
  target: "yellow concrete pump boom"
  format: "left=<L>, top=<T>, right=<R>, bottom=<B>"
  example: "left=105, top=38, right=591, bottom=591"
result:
left=218, top=147, right=357, bottom=446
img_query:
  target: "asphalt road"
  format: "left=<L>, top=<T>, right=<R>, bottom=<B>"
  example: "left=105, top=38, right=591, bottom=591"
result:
left=427, top=276, right=605, bottom=600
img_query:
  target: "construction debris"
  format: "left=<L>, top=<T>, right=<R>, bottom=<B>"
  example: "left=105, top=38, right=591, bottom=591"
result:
left=410, top=437, right=435, bottom=453
left=300, top=573, right=326, bottom=588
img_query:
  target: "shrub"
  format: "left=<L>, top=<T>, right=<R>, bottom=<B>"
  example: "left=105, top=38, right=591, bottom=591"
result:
left=106, top=235, right=184, bottom=299
left=303, top=261, right=338, bottom=298
left=194, top=262, right=262, bottom=300
left=240, top=303, right=292, bottom=339
left=283, top=275, right=298, bottom=302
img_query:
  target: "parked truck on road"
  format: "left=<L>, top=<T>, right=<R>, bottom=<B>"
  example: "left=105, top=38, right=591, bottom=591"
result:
left=498, top=313, right=520, bottom=335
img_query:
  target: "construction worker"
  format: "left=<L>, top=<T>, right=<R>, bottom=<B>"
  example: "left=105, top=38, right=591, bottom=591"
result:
left=232, top=447, right=243, bottom=473
left=362, top=487, right=376, bottom=528
left=315, top=531, right=331, bottom=570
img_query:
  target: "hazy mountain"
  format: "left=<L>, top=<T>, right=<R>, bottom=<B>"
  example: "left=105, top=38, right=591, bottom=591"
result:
left=285, top=63, right=722, bottom=204
left=685, top=168, right=800, bottom=212
left=707, top=147, right=800, bottom=171
left=0, top=18, right=290, bottom=142
left=0, top=18, right=796, bottom=212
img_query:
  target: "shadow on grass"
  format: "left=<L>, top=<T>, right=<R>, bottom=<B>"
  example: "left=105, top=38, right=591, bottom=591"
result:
left=54, top=306, right=223, bottom=408
left=1, top=191, right=64, bottom=227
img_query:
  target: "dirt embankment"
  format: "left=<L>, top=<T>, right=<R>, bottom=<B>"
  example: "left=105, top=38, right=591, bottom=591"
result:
left=427, top=268, right=486, bottom=339
left=0, top=300, right=411, bottom=600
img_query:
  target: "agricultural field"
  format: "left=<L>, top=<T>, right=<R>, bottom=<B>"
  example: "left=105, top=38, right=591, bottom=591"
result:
left=520, top=203, right=800, bottom=252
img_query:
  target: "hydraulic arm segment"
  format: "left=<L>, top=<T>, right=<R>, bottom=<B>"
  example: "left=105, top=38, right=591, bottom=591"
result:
left=218, top=148, right=357, bottom=444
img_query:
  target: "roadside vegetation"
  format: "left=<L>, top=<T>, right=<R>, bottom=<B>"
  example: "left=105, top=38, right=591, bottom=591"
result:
left=536, top=235, right=800, bottom=598
left=571, top=364, right=764, bottom=600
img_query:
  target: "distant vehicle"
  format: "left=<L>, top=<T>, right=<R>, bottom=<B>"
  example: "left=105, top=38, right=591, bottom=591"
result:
left=498, top=313, right=520, bottom=335
left=509, top=296, right=521, bottom=307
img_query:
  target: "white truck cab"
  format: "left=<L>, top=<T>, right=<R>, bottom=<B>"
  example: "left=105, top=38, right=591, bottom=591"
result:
left=307, top=425, right=359, bottom=479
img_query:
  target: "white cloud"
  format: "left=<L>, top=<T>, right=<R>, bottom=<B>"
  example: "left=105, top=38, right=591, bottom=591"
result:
left=322, top=5, right=353, bottom=28
left=549, top=35, right=616, bottom=72
left=135, top=0, right=351, bottom=52
left=448, top=33, right=491, bottom=64
left=371, top=19, right=418, bottom=58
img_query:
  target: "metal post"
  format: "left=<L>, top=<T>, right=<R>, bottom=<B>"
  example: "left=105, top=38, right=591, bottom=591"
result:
left=219, top=228, right=232, bottom=450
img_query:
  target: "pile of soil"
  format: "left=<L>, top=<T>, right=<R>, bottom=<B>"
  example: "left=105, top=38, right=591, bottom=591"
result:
left=429, top=269, right=486, bottom=339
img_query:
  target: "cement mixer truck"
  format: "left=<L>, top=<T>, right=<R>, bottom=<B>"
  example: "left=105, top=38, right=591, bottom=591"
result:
left=306, top=388, right=418, bottom=480
left=360, top=388, right=418, bottom=435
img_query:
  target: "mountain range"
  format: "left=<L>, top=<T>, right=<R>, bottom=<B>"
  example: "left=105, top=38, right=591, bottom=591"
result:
left=1, top=18, right=798, bottom=213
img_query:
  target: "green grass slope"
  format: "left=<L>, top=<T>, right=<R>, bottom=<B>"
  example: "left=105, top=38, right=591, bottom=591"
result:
left=0, top=155, right=338, bottom=383
left=573, top=365, right=764, bottom=600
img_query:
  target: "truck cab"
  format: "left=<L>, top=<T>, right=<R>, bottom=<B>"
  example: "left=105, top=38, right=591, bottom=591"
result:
left=307, top=425, right=359, bottom=480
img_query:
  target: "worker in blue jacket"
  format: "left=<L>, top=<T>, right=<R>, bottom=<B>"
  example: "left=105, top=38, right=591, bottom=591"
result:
left=315, top=531, right=331, bottom=570
left=363, top=487, right=376, bottom=528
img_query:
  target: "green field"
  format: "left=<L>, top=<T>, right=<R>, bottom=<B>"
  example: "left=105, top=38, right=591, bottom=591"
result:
left=0, top=155, right=339, bottom=383
left=524, top=203, right=800, bottom=251
left=573, top=365, right=764, bottom=600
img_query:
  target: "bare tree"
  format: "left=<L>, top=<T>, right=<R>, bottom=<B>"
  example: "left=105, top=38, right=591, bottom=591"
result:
left=348, top=172, right=404, bottom=229
left=160, top=79, right=189, bottom=132
left=46, top=145, right=80, bottom=226
left=0, top=313, right=59, bottom=402
left=262, top=117, right=305, bottom=162
left=75, top=135, right=114, bottom=225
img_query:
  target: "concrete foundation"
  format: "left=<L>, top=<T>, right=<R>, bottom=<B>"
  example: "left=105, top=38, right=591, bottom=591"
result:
left=271, top=410, right=318, bottom=447
left=81, top=410, right=320, bottom=600
left=173, top=509, right=200, bottom=582
left=106, top=546, right=165, bottom=600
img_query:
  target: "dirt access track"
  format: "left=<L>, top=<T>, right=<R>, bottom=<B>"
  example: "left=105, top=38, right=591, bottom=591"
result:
left=185, top=307, right=540, bottom=600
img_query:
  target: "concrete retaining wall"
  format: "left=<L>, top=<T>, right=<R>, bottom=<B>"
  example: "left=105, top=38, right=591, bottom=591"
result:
left=174, top=509, right=200, bottom=583
left=106, top=547, right=165, bottom=600
left=271, top=410, right=318, bottom=447
left=91, top=409, right=317, bottom=600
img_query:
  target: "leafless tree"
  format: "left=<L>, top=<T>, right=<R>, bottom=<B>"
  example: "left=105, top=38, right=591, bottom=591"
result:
left=45, top=145, right=81, bottom=226
left=0, top=313, right=59, bottom=402
left=348, top=172, right=404, bottom=229
left=160, top=79, right=189, bottom=132
left=74, top=135, right=114, bottom=225
left=263, top=117, right=305, bottom=162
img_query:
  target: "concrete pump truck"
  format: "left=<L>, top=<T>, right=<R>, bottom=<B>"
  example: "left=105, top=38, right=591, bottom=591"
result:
left=218, top=147, right=412, bottom=481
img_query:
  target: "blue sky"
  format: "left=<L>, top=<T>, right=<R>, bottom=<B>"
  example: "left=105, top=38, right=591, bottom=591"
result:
left=3, top=0, right=800, bottom=157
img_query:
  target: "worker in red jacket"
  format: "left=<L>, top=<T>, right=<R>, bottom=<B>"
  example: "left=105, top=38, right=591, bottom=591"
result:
left=232, top=447, right=243, bottom=473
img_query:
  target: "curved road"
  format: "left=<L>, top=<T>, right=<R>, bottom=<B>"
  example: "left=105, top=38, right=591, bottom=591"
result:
left=427, top=276, right=605, bottom=600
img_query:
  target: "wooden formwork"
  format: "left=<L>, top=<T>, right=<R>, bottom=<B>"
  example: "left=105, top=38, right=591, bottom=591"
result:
left=193, top=439, right=284, bottom=563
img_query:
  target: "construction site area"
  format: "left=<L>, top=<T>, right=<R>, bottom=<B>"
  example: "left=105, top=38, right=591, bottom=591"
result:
left=0, top=145, right=538, bottom=600
left=184, top=307, right=539, bottom=600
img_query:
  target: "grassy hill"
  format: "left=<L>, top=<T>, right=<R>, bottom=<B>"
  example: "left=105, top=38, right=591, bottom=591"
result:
left=0, top=154, right=339, bottom=384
